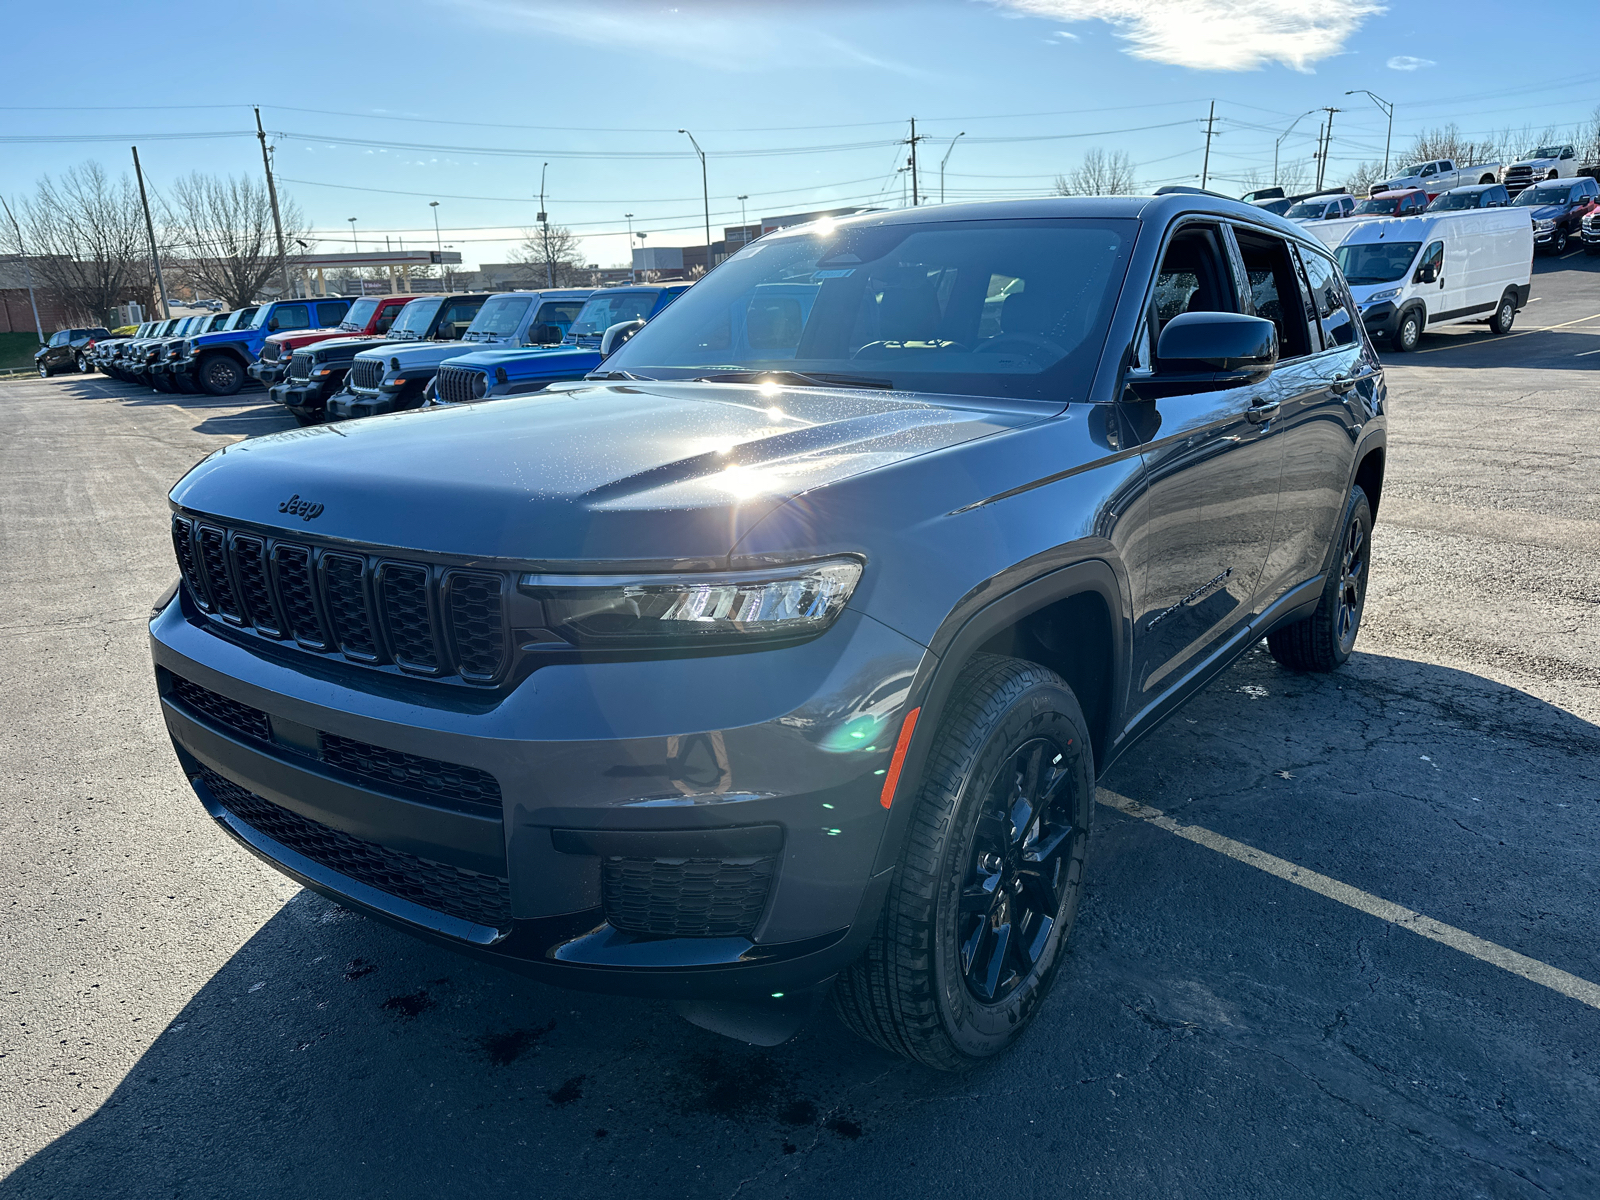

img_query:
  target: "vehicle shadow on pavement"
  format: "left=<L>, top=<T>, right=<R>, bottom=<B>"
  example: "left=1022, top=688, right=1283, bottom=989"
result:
left=5, top=648, right=1599, bottom=1200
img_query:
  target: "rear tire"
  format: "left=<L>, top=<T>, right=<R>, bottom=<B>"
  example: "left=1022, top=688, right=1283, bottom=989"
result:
left=1392, top=307, right=1423, bottom=352
left=1489, top=290, right=1517, bottom=335
left=197, top=354, right=244, bottom=396
left=832, top=654, right=1094, bottom=1070
left=1267, top=486, right=1373, bottom=673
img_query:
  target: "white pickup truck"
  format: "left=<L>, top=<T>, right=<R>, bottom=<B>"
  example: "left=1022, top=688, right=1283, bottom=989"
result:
left=1374, top=158, right=1502, bottom=199
left=1502, top=144, right=1580, bottom=196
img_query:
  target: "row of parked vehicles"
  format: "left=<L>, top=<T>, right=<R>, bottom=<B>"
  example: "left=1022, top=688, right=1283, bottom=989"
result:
left=85, top=284, right=693, bottom=425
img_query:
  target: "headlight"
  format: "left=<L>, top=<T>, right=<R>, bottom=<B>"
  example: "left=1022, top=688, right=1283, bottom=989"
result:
left=471, top=372, right=488, bottom=398
left=1534, top=219, right=1556, bottom=231
left=1365, top=288, right=1401, bottom=304
left=518, top=557, right=863, bottom=648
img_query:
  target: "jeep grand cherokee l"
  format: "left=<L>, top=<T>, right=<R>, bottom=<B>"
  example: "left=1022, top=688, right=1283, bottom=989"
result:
left=151, top=193, right=1386, bottom=1068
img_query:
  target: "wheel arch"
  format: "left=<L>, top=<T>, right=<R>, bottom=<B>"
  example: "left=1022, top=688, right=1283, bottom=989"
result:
left=197, top=343, right=251, bottom=367
left=871, top=558, right=1129, bottom=875
left=1352, top=439, right=1385, bottom=520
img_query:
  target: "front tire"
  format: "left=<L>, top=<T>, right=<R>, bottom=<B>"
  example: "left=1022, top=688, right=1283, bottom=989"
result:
left=36, top=362, right=50, bottom=378
left=832, top=654, right=1094, bottom=1070
left=197, top=354, right=244, bottom=396
left=1551, top=228, right=1569, bottom=255
left=75, top=353, right=90, bottom=373
left=1267, top=486, right=1373, bottom=672
left=1489, top=291, right=1517, bottom=335
left=1392, top=307, right=1423, bottom=352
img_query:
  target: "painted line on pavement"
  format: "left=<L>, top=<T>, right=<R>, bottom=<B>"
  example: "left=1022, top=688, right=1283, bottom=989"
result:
left=1576, top=347, right=1600, bottom=357
left=1096, top=788, right=1600, bottom=1013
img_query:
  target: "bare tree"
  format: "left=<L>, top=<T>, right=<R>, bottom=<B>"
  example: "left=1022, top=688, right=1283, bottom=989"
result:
left=1344, top=161, right=1386, bottom=198
left=1053, top=147, right=1138, bottom=196
left=163, top=172, right=307, bottom=307
left=0, top=161, right=149, bottom=323
left=513, top=223, right=587, bottom=287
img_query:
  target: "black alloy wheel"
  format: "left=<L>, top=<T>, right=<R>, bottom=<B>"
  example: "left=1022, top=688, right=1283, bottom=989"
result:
left=1490, top=292, right=1517, bottom=335
left=832, top=654, right=1094, bottom=1070
left=1393, top=308, right=1422, bottom=352
left=957, top=738, right=1083, bottom=1004
left=1267, top=484, right=1373, bottom=672
left=198, top=354, right=243, bottom=396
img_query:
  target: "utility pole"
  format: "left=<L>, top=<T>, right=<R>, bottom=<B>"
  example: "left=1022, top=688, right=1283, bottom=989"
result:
left=1, top=194, right=45, bottom=341
left=1315, top=106, right=1342, bottom=190
left=939, top=132, right=965, bottom=204
left=678, top=130, right=712, bottom=273
left=907, top=117, right=922, bottom=205
left=254, top=108, right=292, bottom=300
left=1345, top=90, right=1394, bottom=176
left=537, top=162, right=553, bottom=287
left=1200, top=101, right=1217, bottom=190
left=130, top=146, right=171, bottom=320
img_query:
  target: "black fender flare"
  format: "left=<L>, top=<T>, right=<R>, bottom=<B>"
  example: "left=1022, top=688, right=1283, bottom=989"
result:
left=870, top=557, right=1129, bottom=876
left=195, top=344, right=252, bottom=369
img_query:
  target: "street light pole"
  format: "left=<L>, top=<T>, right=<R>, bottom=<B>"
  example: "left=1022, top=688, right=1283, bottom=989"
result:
left=1345, top=89, right=1394, bottom=176
left=624, top=213, right=635, bottom=282
left=0, top=193, right=45, bottom=341
left=679, top=130, right=711, bottom=274
left=130, top=146, right=171, bottom=319
left=430, top=201, right=444, bottom=292
left=1275, top=109, right=1319, bottom=188
left=538, top=163, right=553, bottom=287
left=939, top=132, right=966, bottom=204
left=736, top=194, right=748, bottom=236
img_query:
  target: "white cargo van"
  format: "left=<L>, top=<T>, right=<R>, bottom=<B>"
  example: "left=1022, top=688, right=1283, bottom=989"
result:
left=1312, top=208, right=1533, bottom=351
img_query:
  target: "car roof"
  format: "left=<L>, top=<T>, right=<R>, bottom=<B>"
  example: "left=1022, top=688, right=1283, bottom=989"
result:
left=1441, top=183, right=1499, bottom=194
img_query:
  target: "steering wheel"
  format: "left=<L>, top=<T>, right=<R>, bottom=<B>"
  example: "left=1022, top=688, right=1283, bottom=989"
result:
left=851, top=339, right=970, bottom=359
left=975, top=332, right=1066, bottom=361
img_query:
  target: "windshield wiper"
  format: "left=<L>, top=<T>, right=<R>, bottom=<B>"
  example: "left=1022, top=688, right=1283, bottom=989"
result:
left=588, top=369, right=651, bottom=381
left=693, top=369, right=893, bottom=391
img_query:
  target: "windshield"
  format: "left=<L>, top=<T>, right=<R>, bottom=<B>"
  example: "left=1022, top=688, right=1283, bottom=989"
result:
left=339, top=297, right=380, bottom=330
left=1285, top=201, right=1328, bottom=219
left=1528, top=146, right=1565, bottom=159
left=1429, top=192, right=1479, bottom=210
left=570, top=291, right=660, bottom=337
left=1514, top=184, right=1573, bottom=206
left=527, top=299, right=586, bottom=341
left=603, top=217, right=1136, bottom=403
left=464, top=295, right=532, bottom=340
left=1335, top=241, right=1422, bottom=285
left=225, top=307, right=257, bottom=330
left=1352, top=197, right=1397, bottom=214
left=388, top=297, right=443, bottom=339
left=1394, top=164, right=1428, bottom=178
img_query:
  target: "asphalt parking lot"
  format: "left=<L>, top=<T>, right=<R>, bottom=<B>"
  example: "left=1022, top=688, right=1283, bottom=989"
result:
left=3, top=253, right=1598, bottom=1199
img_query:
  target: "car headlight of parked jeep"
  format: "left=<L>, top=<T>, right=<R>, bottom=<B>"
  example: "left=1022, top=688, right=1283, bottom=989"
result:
left=518, top=557, right=863, bottom=648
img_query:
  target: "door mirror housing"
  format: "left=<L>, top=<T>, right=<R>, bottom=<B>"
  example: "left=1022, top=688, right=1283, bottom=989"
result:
left=1416, top=263, right=1438, bottom=285
left=1129, top=312, right=1278, bottom=399
left=600, top=318, right=646, bottom=357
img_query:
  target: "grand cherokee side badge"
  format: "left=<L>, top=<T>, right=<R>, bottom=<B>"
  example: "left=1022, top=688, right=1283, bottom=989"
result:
left=278, top=494, right=324, bottom=521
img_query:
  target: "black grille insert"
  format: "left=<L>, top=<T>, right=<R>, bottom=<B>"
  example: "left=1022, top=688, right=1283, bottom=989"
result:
left=321, top=553, right=378, bottom=660
left=169, top=676, right=271, bottom=742
left=272, top=544, right=329, bottom=650
left=602, top=855, right=775, bottom=938
left=199, top=767, right=512, bottom=931
left=171, top=517, right=209, bottom=611
left=320, top=734, right=501, bottom=813
left=435, top=365, right=482, bottom=405
left=378, top=563, right=437, bottom=672
left=232, top=536, right=281, bottom=636
left=197, top=525, right=243, bottom=623
left=446, top=572, right=506, bottom=681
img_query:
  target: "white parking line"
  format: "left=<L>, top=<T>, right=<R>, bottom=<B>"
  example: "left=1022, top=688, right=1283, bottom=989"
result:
left=1576, top=348, right=1600, bottom=357
left=1560, top=250, right=1585, bottom=260
left=1096, top=789, right=1600, bottom=1013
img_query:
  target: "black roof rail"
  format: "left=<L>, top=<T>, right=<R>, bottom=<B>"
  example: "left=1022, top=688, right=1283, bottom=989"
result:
left=1153, top=185, right=1237, bottom=200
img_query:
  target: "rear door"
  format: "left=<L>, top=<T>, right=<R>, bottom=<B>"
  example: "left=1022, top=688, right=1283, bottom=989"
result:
left=1118, top=220, right=1288, bottom=711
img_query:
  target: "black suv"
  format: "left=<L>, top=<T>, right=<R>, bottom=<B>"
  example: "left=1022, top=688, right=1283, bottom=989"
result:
left=151, top=194, right=1386, bottom=1068
left=36, top=327, right=111, bottom=377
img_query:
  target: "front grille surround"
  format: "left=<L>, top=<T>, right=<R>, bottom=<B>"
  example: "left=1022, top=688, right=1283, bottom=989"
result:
left=288, top=352, right=313, bottom=381
left=349, top=357, right=385, bottom=393
left=171, top=512, right=511, bottom=685
left=435, top=365, right=485, bottom=404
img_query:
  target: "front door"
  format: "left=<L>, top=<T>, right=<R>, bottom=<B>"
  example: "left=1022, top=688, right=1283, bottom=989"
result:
left=1119, top=222, right=1287, bottom=715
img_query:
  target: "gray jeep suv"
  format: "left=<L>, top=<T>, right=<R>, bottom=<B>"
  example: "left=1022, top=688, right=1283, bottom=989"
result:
left=150, top=193, right=1386, bottom=1068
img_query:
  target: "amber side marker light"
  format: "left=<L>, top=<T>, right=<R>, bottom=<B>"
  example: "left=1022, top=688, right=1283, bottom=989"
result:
left=879, top=707, right=922, bottom=809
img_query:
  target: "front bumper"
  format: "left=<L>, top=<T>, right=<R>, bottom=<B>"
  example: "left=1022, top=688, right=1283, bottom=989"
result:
left=249, top=361, right=287, bottom=387
left=1360, top=300, right=1401, bottom=338
left=270, top=379, right=333, bottom=413
left=149, top=589, right=922, bottom=998
left=325, top=386, right=412, bottom=420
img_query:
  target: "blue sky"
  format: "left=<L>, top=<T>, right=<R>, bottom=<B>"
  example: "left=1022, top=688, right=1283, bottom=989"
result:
left=5, top=0, right=1596, bottom=270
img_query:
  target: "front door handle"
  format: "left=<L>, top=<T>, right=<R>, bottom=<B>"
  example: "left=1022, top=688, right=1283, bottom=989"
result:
left=1330, top=372, right=1355, bottom=395
left=1246, top=399, right=1280, bottom=424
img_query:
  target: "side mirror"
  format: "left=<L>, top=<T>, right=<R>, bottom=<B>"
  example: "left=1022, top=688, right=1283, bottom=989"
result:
left=600, top=318, right=646, bottom=357
left=1416, top=263, right=1438, bottom=285
left=526, top=323, right=562, bottom=345
left=267, top=319, right=279, bottom=331
left=1131, top=312, right=1278, bottom=398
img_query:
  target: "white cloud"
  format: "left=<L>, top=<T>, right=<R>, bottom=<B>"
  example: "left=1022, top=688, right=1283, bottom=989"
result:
left=1386, top=54, right=1435, bottom=70
left=991, top=0, right=1385, bottom=72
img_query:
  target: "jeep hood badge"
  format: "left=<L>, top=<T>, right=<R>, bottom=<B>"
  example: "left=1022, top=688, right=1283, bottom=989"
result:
left=278, top=493, right=324, bottom=521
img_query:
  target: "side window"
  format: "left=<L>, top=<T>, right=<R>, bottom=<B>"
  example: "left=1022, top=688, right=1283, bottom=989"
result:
left=1300, top=249, right=1357, bottom=348
left=435, top=300, right=484, bottom=338
left=316, top=301, right=350, bottom=326
left=50, top=331, right=68, bottom=347
left=1233, top=229, right=1314, bottom=359
left=375, top=304, right=399, bottom=333
left=1138, top=224, right=1235, bottom=370
left=1416, top=242, right=1444, bottom=285
left=1420, top=163, right=1438, bottom=178
left=1340, top=197, right=1354, bottom=216
left=271, top=304, right=311, bottom=331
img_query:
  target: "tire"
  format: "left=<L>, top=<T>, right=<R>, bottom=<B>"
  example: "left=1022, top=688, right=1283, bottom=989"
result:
left=36, top=361, right=50, bottom=378
left=75, top=353, right=89, bottom=373
left=1551, top=228, right=1569, bottom=255
left=831, top=654, right=1095, bottom=1070
left=290, top=408, right=322, bottom=427
left=197, top=354, right=244, bottom=396
left=1489, top=291, right=1518, bottom=335
left=1267, top=486, right=1373, bottom=673
left=1479, top=174, right=1495, bottom=185
left=1392, top=307, right=1423, bottom=352
left=150, top=373, right=175, bottom=393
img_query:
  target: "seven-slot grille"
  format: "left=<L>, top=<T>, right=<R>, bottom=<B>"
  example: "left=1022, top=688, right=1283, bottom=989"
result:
left=288, top=352, right=313, bottom=381
left=435, top=364, right=485, bottom=404
left=349, top=357, right=386, bottom=392
left=172, top=514, right=510, bottom=684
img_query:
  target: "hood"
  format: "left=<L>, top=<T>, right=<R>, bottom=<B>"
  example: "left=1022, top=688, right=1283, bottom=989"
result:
left=306, top=333, right=406, bottom=359
left=191, top=326, right=253, bottom=346
left=1527, top=203, right=1570, bottom=220
left=447, top=344, right=598, bottom=379
left=169, top=381, right=1043, bottom=564
left=358, top=339, right=497, bottom=368
left=1511, top=158, right=1556, bottom=169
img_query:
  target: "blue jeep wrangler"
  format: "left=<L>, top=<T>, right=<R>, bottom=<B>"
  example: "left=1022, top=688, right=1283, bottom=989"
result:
left=173, top=297, right=354, bottom=396
left=428, top=284, right=689, bottom=405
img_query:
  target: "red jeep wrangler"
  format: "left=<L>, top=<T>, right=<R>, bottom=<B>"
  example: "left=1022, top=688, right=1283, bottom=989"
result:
left=248, top=295, right=417, bottom=388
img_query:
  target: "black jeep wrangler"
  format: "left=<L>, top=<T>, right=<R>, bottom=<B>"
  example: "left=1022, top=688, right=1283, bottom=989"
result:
left=151, top=193, right=1385, bottom=1067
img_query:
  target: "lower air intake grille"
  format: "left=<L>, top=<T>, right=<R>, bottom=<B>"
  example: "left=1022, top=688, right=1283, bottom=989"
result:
left=199, top=767, right=512, bottom=931
left=169, top=676, right=271, bottom=742
left=602, top=855, right=775, bottom=939
left=320, top=734, right=501, bottom=814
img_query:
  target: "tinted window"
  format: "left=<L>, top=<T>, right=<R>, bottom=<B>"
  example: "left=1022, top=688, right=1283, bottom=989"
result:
left=1515, top=183, right=1573, bottom=206
left=50, top=331, right=68, bottom=346
left=530, top=300, right=585, bottom=335
left=606, top=218, right=1137, bottom=403
left=316, top=300, right=351, bottom=326
left=434, top=298, right=486, bottom=339
left=1234, top=229, right=1312, bottom=358
left=1417, top=241, right=1443, bottom=282
left=464, top=296, right=532, bottom=339
left=570, top=291, right=661, bottom=337
left=1300, top=249, right=1357, bottom=347
left=388, top=297, right=443, bottom=338
left=1336, top=241, right=1421, bottom=285
left=1352, top=197, right=1395, bottom=215
left=339, top=297, right=380, bottom=330
left=1285, top=201, right=1329, bottom=219
left=269, top=304, right=311, bottom=331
